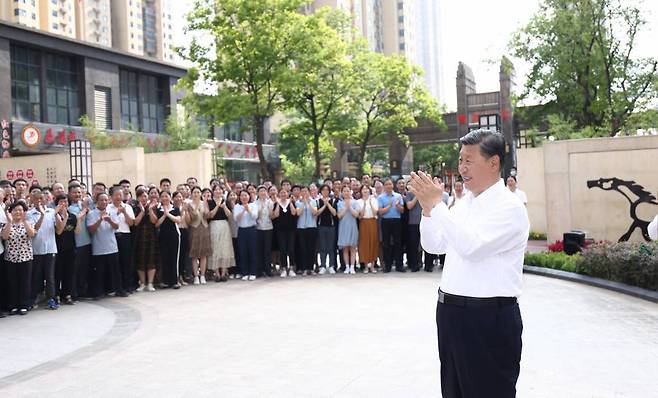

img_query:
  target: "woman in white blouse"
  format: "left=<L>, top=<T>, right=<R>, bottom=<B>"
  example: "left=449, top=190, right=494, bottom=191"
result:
left=357, top=185, right=380, bottom=273
left=233, top=191, right=259, bottom=281
left=255, top=186, right=275, bottom=277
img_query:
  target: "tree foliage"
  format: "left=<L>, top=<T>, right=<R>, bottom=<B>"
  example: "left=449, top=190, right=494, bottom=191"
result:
left=511, top=0, right=658, bottom=136
left=179, top=0, right=309, bottom=180
left=340, top=49, right=443, bottom=177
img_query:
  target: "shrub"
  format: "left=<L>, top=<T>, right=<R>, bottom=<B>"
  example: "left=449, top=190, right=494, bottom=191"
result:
left=529, top=231, right=547, bottom=240
left=524, top=251, right=578, bottom=272
left=548, top=240, right=564, bottom=252
left=576, top=242, right=658, bottom=290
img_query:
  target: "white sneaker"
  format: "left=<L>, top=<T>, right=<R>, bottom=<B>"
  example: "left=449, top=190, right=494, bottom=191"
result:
left=146, top=283, right=156, bottom=292
left=349, top=266, right=356, bottom=274
left=200, top=276, right=207, bottom=285
left=136, top=283, right=145, bottom=292
left=328, top=266, right=336, bottom=274
left=235, top=274, right=243, bottom=279
left=318, top=267, right=327, bottom=275
left=363, top=267, right=369, bottom=274
left=344, top=266, right=350, bottom=274
left=193, top=276, right=200, bottom=285
left=280, top=270, right=287, bottom=278
left=248, top=275, right=256, bottom=281
left=288, top=269, right=297, bottom=277
left=241, top=275, right=249, bottom=281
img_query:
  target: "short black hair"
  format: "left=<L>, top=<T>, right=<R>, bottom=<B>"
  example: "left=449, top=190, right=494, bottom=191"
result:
left=68, top=183, right=81, bottom=192
left=0, top=180, right=11, bottom=187
left=459, top=129, right=506, bottom=170
left=55, top=194, right=68, bottom=204
left=160, top=178, right=171, bottom=186
left=281, top=179, right=291, bottom=186
left=93, top=182, right=106, bottom=189
left=109, top=185, right=123, bottom=196
left=13, top=178, right=27, bottom=186
left=29, top=185, right=42, bottom=193
left=8, top=200, right=28, bottom=213
left=119, top=179, right=131, bottom=185
left=291, top=185, right=301, bottom=191
left=507, top=175, right=517, bottom=182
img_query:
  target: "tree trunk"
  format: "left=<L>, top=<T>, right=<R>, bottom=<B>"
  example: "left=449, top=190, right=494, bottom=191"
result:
left=313, top=131, right=321, bottom=181
left=253, top=115, right=271, bottom=182
left=356, top=124, right=372, bottom=178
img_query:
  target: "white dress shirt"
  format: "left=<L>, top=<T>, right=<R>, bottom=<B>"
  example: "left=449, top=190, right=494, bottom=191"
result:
left=649, top=214, right=658, bottom=240
left=27, top=207, right=58, bottom=255
left=420, top=179, right=530, bottom=298
left=511, top=188, right=528, bottom=205
left=233, top=202, right=258, bottom=228
left=356, top=197, right=379, bottom=218
left=107, top=202, right=135, bottom=233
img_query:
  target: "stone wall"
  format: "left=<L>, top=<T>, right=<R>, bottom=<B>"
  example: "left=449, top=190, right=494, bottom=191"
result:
left=517, top=135, right=658, bottom=243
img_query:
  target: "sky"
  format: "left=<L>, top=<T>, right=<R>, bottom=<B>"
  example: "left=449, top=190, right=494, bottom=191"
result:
left=171, top=0, right=658, bottom=111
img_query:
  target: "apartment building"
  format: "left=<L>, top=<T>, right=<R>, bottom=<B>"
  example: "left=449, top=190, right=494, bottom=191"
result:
left=0, top=0, right=40, bottom=30
left=75, top=0, right=112, bottom=47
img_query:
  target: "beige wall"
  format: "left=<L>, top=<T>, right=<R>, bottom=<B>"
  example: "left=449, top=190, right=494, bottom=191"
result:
left=143, top=147, right=214, bottom=187
left=516, top=147, right=547, bottom=234
left=518, top=135, right=658, bottom=243
left=0, top=147, right=213, bottom=189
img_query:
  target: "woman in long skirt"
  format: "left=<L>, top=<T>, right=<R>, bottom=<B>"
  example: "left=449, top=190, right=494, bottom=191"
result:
left=151, top=191, right=181, bottom=289
left=185, top=186, right=212, bottom=284
left=357, top=185, right=379, bottom=273
left=132, top=187, right=159, bottom=291
left=207, top=185, right=234, bottom=282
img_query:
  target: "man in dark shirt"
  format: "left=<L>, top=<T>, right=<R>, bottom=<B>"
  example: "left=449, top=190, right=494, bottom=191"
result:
left=54, top=194, right=79, bottom=304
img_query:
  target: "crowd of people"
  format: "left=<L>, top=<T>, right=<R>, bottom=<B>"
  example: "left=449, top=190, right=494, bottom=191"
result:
left=0, top=172, right=526, bottom=317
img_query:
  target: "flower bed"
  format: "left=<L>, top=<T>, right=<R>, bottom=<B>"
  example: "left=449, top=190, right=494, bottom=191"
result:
left=525, top=241, right=658, bottom=290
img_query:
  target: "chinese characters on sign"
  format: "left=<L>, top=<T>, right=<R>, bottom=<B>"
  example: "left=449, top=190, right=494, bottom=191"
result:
left=1, top=119, right=11, bottom=158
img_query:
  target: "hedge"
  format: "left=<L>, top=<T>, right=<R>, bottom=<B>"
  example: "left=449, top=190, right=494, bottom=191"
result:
left=525, top=241, right=658, bottom=291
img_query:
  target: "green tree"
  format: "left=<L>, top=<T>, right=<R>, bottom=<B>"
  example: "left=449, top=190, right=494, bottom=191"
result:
left=279, top=8, right=353, bottom=179
left=342, top=50, right=442, bottom=177
left=179, top=0, right=309, bottom=180
left=163, top=111, right=207, bottom=151
left=511, top=0, right=658, bottom=136
left=412, top=143, right=459, bottom=175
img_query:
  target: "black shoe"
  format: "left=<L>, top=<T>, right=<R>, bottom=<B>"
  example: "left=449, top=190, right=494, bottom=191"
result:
left=0, top=312, right=5, bottom=318
left=172, top=284, right=181, bottom=290
left=410, top=267, right=420, bottom=272
left=396, top=268, right=406, bottom=273
left=424, top=267, right=434, bottom=272
left=383, top=267, right=392, bottom=273
left=116, top=291, right=129, bottom=297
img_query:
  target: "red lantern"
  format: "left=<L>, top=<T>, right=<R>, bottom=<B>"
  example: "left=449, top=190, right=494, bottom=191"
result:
left=45, top=128, right=55, bottom=145
left=470, top=112, right=480, bottom=123
left=457, top=114, right=466, bottom=125
left=501, top=110, right=510, bottom=121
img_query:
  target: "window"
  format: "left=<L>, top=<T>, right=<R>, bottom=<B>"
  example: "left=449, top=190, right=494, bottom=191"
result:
left=52, top=23, right=58, bottom=29
left=219, top=120, right=245, bottom=142
left=10, top=45, right=41, bottom=122
left=120, top=70, right=166, bottom=134
left=52, top=10, right=57, bottom=17
left=14, top=8, right=27, bottom=17
left=32, top=13, right=35, bottom=19
left=399, top=43, right=405, bottom=51
left=397, top=2, right=403, bottom=9
left=45, top=53, right=79, bottom=125
left=399, top=29, right=404, bottom=36
left=478, top=114, right=499, bottom=132
left=397, top=15, right=403, bottom=23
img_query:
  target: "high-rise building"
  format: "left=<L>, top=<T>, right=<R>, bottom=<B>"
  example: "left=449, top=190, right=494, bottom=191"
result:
left=111, top=0, right=145, bottom=56
left=415, top=0, right=443, bottom=102
left=0, top=0, right=40, bottom=29
left=306, top=0, right=383, bottom=49
left=360, top=0, right=383, bottom=52
left=160, top=0, right=177, bottom=62
left=381, top=0, right=417, bottom=62
left=39, top=0, right=76, bottom=39
left=75, top=0, right=112, bottom=47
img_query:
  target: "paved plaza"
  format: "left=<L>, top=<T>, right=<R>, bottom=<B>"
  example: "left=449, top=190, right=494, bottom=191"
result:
left=0, top=271, right=657, bottom=397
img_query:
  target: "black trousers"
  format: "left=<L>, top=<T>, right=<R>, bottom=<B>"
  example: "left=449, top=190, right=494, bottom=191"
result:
left=380, top=219, right=403, bottom=270
left=76, top=244, right=92, bottom=298
left=6, top=261, right=32, bottom=310
left=55, top=248, right=77, bottom=299
left=115, top=233, right=135, bottom=292
left=92, top=253, right=122, bottom=298
left=179, top=228, right=192, bottom=279
left=237, top=226, right=258, bottom=276
left=436, top=296, right=523, bottom=398
left=256, top=229, right=273, bottom=276
left=32, top=254, right=56, bottom=302
left=159, top=233, right=180, bottom=286
left=296, top=228, right=318, bottom=272
left=277, top=229, right=296, bottom=270
left=406, top=224, right=421, bottom=270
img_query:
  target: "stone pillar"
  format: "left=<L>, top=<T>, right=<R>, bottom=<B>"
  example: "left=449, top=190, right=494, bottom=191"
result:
left=0, top=38, right=12, bottom=124
left=499, top=57, right=516, bottom=178
left=388, top=133, right=408, bottom=178
left=456, top=62, right=476, bottom=139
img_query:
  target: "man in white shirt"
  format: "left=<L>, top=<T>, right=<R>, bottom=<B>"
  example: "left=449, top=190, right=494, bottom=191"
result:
left=506, top=176, right=528, bottom=206
left=410, top=129, right=529, bottom=398
left=108, top=185, right=135, bottom=293
left=649, top=214, right=657, bottom=240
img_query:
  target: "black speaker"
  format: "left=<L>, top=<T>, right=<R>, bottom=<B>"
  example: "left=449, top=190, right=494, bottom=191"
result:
left=563, top=231, right=585, bottom=255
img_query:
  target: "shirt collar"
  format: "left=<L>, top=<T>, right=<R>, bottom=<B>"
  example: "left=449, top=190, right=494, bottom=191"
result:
left=471, top=179, right=505, bottom=204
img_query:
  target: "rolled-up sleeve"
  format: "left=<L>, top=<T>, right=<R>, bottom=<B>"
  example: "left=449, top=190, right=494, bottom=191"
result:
left=420, top=202, right=448, bottom=254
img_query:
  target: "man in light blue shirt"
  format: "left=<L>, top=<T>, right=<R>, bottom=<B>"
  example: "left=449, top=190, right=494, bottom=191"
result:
left=27, top=186, right=63, bottom=310
left=295, top=186, right=319, bottom=275
left=377, top=179, right=405, bottom=272
left=68, top=183, right=92, bottom=298
left=87, top=192, right=126, bottom=299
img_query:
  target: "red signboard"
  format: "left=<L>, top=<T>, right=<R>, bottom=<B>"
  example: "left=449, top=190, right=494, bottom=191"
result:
left=26, top=169, right=34, bottom=179
left=6, top=170, right=14, bottom=180
left=16, top=170, right=24, bottom=178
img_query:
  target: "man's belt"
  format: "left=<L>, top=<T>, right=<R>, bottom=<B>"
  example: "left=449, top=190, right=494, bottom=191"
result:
left=438, top=289, right=517, bottom=308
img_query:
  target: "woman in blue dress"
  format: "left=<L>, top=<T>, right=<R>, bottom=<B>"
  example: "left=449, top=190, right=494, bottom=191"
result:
left=337, top=185, right=360, bottom=274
